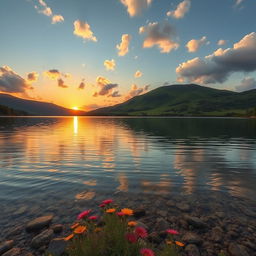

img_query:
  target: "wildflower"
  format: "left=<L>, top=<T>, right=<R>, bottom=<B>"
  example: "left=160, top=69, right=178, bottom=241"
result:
left=140, top=248, right=155, bottom=256
left=64, top=234, right=74, bottom=241
left=70, top=223, right=79, bottom=229
left=99, top=203, right=106, bottom=208
left=94, top=227, right=102, bottom=233
left=175, top=241, right=185, bottom=247
left=128, top=221, right=137, bottom=227
left=89, top=215, right=98, bottom=220
left=126, top=233, right=138, bottom=243
left=121, top=208, right=133, bottom=216
left=116, top=211, right=125, bottom=216
left=135, top=226, right=148, bottom=238
left=74, top=225, right=87, bottom=234
left=102, top=199, right=113, bottom=204
left=77, top=210, right=91, bottom=220
left=166, top=229, right=179, bottom=235
left=106, top=208, right=116, bottom=213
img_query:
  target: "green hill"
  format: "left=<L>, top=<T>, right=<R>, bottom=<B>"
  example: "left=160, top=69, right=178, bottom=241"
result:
left=86, top=84, right=256, bottom=117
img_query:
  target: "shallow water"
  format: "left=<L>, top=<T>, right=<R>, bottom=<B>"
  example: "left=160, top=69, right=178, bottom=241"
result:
left=0, top=117, right=256, bottom=234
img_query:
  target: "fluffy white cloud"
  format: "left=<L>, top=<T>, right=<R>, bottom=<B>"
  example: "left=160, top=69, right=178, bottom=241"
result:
left=167, top=0, right=191, bottom=19
left=120, top=0, right=152, bottom=17
left=176, top=32, right=256, bottom=84
left=43, top=69, right=61, bottom=80
left=116, top=34, right=132, bottom=56
left=236, top=77, right=256, bottom=92
left=139, top=22, right=179, bottom=53
left=125, top=84, right=149, bottom=100
left=0, top=66, right=32, bottom=93
left=186, top=36, right=208, bottom=52
left=57, top=78, right=68, bottom=88
left=134, top=70, right=143, bottom=78
left=27, top=72, right=39, bottom=82
left=73, top=20, right=97, bottom=42
left=218, top=39, right=227, bottom=46
left=104, top=59, right=116, bottom=71
left=93, top=76, right=119, bottom=97
left=52, top=15, right=64, bottom=24
left=235, top=0, right=244, bottom=6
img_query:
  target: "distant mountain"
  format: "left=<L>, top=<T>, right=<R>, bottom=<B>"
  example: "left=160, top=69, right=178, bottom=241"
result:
left=0, top=93, right=85, bottom=116
left=0, top=104, right=28, bottom=116
left=86, top=84, right=256, bottom=117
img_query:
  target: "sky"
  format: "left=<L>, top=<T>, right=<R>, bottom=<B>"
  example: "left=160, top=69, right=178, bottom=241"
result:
left=0, top=0, right=256, bottom=110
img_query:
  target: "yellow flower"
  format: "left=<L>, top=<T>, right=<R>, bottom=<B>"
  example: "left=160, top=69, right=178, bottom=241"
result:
left=128, top=221, right=137, bottom=227
left=106, top=208, right=116, bottom=213
left=121, top=208, right=133, bottom=216
left=74, top=225, right=87, bottom=234
left=64, top=234, right=74, bottom=241
left=175, top=241, right=185, bottom=247
left=71, top=223, right=79, bottom=229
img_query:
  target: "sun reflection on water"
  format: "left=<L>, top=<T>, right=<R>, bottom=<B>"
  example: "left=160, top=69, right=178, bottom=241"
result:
left=73, top=116, right=78, bottom=134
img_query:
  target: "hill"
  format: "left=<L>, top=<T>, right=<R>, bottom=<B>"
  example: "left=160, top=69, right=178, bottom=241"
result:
left=86, top=84, right=256, bottom=117
left=0, top=104, right=28, bottom=116
left=0, top=93, right=85, bottom=116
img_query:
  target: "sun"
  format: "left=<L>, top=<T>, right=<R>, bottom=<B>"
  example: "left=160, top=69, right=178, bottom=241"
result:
left=72, top=107, right=79, bottom=110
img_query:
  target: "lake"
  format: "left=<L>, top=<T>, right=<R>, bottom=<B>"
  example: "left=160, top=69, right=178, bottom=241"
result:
left=0, top=117, right=256, bottom=250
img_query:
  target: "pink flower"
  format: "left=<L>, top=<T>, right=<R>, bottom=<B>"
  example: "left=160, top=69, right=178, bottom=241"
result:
left=140, top=248, right=155, bottom=256
left=102, top=199, right=113, bottom=205
left=125, top=233, right=138, bottom=243
left=88, top=215, right=98, bottom=220
left=135, top=226, right=148, bottom=238
left=166, top=229, right=179, bottom=235
left=77, top=210, right=91, bottom=220
left=116, top=212, right=125, bottom=216
left=99, top=203, right=106, bottom=208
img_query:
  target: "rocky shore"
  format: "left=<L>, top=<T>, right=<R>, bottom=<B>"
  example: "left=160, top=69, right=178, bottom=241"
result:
left=0, top=191, right=256, bottom=256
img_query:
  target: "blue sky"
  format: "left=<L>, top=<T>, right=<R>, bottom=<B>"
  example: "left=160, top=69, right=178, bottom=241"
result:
left=0, top=0, right=256, bottom=109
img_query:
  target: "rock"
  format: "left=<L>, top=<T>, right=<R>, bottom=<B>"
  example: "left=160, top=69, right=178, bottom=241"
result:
left=133, top=209, right=146, bottom=218
left=176, top=202, right=190, bottom=212
left=155, top=218, right=169, bottom=231
left=210, top=227, right=223, bottom=243
left=52, top=224, right=63, bottom=234
left=31, top=229, right=54, bottom=249
left=14, top=206, right=27, bottom=215
left=228, top=243, right=250, bottom=256
left=185, top=244, right=200, bottom=256
left=182, top=232, right=202, bottom=245
left=0, top=240, right=14, bottom=255
left=26, top=215, right=53, bottom=232
left=157, top=210, right=168, bottom=218
left=186, top=216, right=207, bottom=229
left=2, top=248, right=21, bottom=256
left=239, top=207, right=256, bottom=218
left=166, top=200, right=175, bottom=207
left=216, top=211, right=225, bottom=218
left=242, top=240, right=256, bottom=251
left=148, top=232, right=162, bottom=244
left=47, top=238, right=68, bottom=256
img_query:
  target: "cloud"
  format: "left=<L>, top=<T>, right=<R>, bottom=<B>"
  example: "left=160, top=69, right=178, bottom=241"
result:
left=52, top=15, right=64, bottom=24
left=120, top=0, right=152, bottom=17
left=78, top=80, right=85, bottom=89
left=167, top=0, right=191, bottom=19
left=139, top=22, right=179, bottom=53
left=134, top=70, right=143, bottom=78
left=83, top=104, right=103, bottom=111
left=0, top=66, right=32, bottom=93
left=176, top=32, right=256, bottom=84
left=218, top=39, right=227, bottom=46
left=235, top=0, right=244, bottom=6
left=34, top=0, right=64, bottom=24
left=108, top=91, right=122, bottom=97
left=73, top=20, right=97, bottom=42
left=125, top=84, right=149, bottom=100
left=104, top=59, right=116, bottom=71
left=57, top=78, right=68, bottom=88
left=186, top=36, right=208, bottom=53
left=116, top=34, right=132, bottom=56
left=44, top=69, right=61, bottom=80
left=27, top=72, right=39, bottom=82
left=236, top=77, right=256, bottom=92
left=93, top=76, right=119, bottom=96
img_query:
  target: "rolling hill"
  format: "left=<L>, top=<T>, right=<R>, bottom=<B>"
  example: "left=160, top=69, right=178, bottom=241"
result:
left=0, top=93, right=85, bottom=116
left=86, top=84, right=256, bottom=117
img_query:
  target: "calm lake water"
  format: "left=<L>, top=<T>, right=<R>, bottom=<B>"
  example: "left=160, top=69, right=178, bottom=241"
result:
left=0, top=117, right=256, bottom=231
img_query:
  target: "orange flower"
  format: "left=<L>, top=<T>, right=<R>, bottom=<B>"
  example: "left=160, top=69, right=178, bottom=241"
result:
left=64, top=234, right=74, bottom=241
left=74, top=225, right=87, bottom=234
left=106, top=208, right=116, bottom=213
left=71, top=223, right=79, bottom=229
left=175, top=241, right=185, bottom=247
left=121, top=208, right=133, bottom=216
left=128, top=221, right=137, bottom=227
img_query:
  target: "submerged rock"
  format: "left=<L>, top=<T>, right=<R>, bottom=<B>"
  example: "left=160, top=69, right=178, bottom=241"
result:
left=182, top=232, right=202, bottom=245
left=186, top=216, right=207, bottom=229
left=2, top=248, right=21, bottom=256
left=31, top=229, right=53, bottom=249
left=47, top=238, right=68, bottom=256
left=26, top=215, right=53, bottom=232
left=228, top=243, right=250, bottom=256
left=176, top=202, right=190, bottom=212
left=185, top=244, right=201, bottom=256
left=0, top=240, right=14, bottom=255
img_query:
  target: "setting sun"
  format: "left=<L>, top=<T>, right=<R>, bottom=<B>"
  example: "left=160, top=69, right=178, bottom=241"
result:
left=72, top=107, right=79, bottom=110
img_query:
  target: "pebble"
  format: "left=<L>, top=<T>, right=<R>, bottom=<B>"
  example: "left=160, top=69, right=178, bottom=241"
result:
left=0, top=240, right=14, bottom=255
left=182, top=232, right=202, bottom=245
left=2, top=248, right=21, bottom=256
left=52, top=224, right=63, bottom=234
left=47, top=238, right=68, bottom=256
left=26, top=215, right=53, bottom=232
left=185, top=244, right=201, bottom=256
left=31, top=229, right=54, bottom=249
left=186, top=216, right=208, bottom=229
left=228, top=243, right=250, bottom=256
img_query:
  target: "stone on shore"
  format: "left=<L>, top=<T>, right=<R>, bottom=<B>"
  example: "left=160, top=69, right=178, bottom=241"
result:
left=133, top=209, right=146, bottom=218
left=185, top=244, right=201, bottom=256
left=2, top=248, right=21, bottom=256
left=47, top=238, right=68, bottom=256
left=52, top=224, right=63, bottom=234
left=186, top=216, right=207, bottom=229
left=31, top=229, right=54, bottom=249
left=0, top=240, right=14, bottom=255
left=228, top=243, right=250, bottom=256
left=26, top=215, right=53, bottom=232
left=182, top=232, right=202, bottom=245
